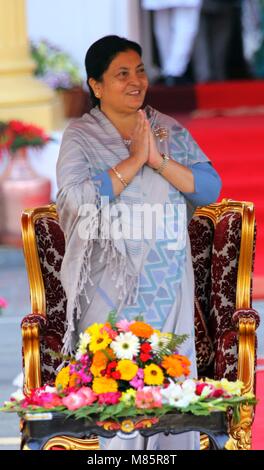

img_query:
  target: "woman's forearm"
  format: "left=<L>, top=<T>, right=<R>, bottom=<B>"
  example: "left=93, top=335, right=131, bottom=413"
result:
left=155, top=157, right=195, bottom=193
left=108, top=155, right=144, bottom=196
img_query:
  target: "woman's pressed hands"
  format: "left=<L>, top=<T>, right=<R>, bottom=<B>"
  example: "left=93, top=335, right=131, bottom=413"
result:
left=146, top=125, right=163, bottom=170
left=129, top=109, right=150, bottom=166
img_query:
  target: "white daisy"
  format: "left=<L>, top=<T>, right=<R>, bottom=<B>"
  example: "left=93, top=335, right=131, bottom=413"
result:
left=149, top=332, right=171, bottom=352
left=110, top=331, right=140, bottom=360
left=76, top=332, right=91, bottom=358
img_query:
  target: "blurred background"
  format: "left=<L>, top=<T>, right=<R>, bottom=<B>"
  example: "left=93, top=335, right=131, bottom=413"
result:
left=0, top=0, right=264, bottom=450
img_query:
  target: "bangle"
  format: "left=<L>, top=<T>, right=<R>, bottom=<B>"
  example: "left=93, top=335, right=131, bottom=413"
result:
left=155, top=153, right=170, bottom=175
left=112, top=166, right=128, bottom=188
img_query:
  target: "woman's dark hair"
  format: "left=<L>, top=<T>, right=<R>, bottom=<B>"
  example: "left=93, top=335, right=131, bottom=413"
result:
left=85, top=35, right=142, bottom=107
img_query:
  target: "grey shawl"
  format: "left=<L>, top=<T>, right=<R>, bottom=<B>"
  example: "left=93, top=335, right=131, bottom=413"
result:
left=56, top=105, right=208, bottom=353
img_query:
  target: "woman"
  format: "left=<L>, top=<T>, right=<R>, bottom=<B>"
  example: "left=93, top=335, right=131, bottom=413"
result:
left=56, top=35, right=221, bottom=450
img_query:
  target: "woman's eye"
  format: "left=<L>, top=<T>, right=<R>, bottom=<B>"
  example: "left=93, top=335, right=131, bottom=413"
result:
left=118, top=71, right=128, bottom=78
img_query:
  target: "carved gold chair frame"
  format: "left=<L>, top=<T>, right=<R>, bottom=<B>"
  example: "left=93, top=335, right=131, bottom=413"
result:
left=21, top=199, right=257, bottom=450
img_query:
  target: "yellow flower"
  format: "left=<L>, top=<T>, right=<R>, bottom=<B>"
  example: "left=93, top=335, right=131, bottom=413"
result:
left=116, top=360, right=138, bottom=381
left=55, top=365, right=70, bottom=390
left=89, top=330, right=112, bottom=353
left=86, top=323, right=105, bottom=336
left=243, top=392, right=255, bottom=399
left=121, top=389, right=136, bottom=405
left=92, top=377, right=118, bottom=394
left=144, top=363, right=164, bottom=385
left=219, top=379, right=244, bottom=396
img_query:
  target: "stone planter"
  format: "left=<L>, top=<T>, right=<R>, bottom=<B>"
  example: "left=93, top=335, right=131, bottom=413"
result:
left=0, top=148, right=51, bottom=246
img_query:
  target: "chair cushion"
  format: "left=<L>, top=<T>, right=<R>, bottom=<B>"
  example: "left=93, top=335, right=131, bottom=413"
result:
left=194, top=297, right=215, bottom=373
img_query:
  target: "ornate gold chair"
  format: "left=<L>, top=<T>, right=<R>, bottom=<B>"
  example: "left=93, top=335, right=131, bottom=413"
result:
left=20, top=199, right=259, bottom=450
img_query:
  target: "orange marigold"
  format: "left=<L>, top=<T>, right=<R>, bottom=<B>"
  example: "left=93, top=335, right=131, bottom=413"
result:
left=161, top=354, right=191, bottom=378
left=92, top=377, right=118, bottom=394
left=129, top=321, right=154, bottom=339
left=69, top=373, right=79, bottom=388
left=91, top=348, right=113, bottom=377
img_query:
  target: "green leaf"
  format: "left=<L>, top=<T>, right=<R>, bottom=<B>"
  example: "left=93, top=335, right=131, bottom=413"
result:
left=106, top=310, right=118, bottom=328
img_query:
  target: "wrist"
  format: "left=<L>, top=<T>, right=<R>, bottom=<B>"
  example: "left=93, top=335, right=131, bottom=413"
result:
left=154, top=153, right=170, bottom=175
left=129, top=154, right=145, bottom=169
left=149, top=153, right=163, bottom=170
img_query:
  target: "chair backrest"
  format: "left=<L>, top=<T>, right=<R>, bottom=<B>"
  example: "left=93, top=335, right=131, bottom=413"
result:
left=189, top=199, right=256, bottom=381
left=22, top=199, right=256, bottom=385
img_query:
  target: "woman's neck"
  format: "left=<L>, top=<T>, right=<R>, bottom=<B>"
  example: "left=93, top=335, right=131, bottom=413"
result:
left=100, top=105, right=139, bottom=140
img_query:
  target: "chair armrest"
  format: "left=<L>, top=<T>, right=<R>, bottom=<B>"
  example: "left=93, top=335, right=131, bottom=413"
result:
left=232, top=308, right=258, bottom=393
left=225, top=308, right=259, bottom=450
left=21, top=313, right=47, bottom=330
left=232, top=308, right=260, bottom=330
left=21, top=314, right=47, bottom=393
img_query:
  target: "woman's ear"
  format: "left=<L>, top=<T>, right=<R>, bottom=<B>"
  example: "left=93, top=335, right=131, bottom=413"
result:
left=88, top=78, right=101, bottom=99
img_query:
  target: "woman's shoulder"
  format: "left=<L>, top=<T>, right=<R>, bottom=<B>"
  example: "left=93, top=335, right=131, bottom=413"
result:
left=145, top=105, right=184, bottom=132
left=62, top=112, right=96, bottom=139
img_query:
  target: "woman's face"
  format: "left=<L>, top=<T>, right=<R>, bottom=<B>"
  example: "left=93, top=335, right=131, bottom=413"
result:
left=91, top=49, right=148, bottom=115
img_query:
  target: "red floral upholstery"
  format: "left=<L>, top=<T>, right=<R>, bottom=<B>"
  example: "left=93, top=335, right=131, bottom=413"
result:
left=194, top=297, right=214, bottom=372
left=34, top=218, right=67, bottom=384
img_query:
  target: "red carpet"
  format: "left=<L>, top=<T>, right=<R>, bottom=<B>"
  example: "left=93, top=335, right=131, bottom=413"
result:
left=252, top=369, right=264, bottom=450
left=196, top=80, right=264, bottom=110
left=186, top=114, right=264, bottom=298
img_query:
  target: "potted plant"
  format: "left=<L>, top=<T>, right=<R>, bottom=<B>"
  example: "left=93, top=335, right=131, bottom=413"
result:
left=31, top=40, right=86, bottom=117
left=0, top=297, right=8, bottom=315
left=0, top=120, right=52, bottom=245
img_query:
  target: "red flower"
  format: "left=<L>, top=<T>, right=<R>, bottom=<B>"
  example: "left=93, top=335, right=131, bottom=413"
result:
left=0, top=119, right=50, bottom=157
left=140, top=342, right=152, bottom=362
left=140, top=343, right=152, bottom=354
left=105, top=361, right=121, bottom=380
left=140, top=353, right=152, bottom=362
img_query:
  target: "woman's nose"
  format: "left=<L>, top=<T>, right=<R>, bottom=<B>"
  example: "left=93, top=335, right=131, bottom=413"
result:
left=128, top=73, right=141, bottom=85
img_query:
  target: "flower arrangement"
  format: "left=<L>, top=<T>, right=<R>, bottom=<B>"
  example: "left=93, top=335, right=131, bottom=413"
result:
left=0, top=120, right=51, bottom=157
left=31, top=40, right=83, bottom=90
left=0, top=297, right=8, bottom=315
left=1, top=313, right=256, bottom=423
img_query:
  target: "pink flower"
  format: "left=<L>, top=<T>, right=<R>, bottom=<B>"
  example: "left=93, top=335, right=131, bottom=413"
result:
left=97, top=392, right=122, bottom=405
left=135, top=387, right=162, bottom=409
left=116, top=319, right=134, bottom=332
left=101, top=325, right=118, bottom=340
left=62, top=392, right=87, bottom=410
left=77, top=387, right=97, bottom=405
left=0, top=298, right=8, bottom=309
left=39, top=393, right=63, bottom=409
left=129, top=368, right=144, bottom=389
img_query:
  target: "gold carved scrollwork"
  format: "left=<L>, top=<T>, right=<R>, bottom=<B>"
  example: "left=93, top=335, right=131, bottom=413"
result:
left=43, top=436, right=99, bottom=450
left=22, top=322, right=41, bottom=393
left=226, top=317, right=256, bottom=450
